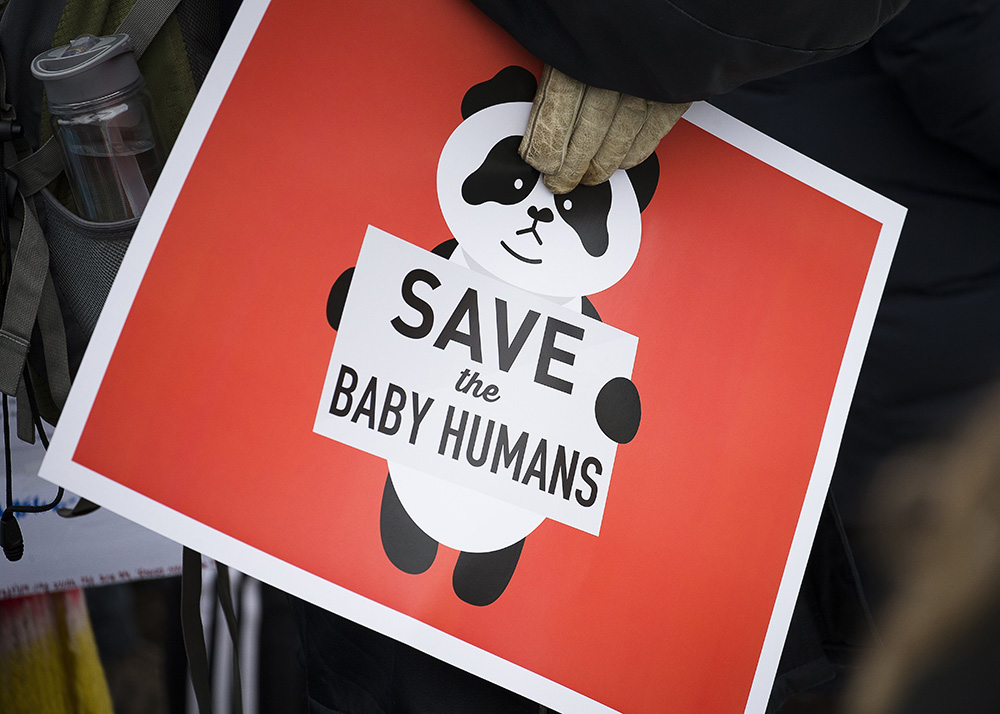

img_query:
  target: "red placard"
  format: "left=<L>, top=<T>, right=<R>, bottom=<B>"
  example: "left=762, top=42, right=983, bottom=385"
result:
left=42, top=1, right=903, bottom=712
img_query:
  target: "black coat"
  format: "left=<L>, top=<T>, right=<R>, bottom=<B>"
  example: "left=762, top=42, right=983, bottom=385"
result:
left=471, top=0, right=909, bottom=102
left=713, top=0, right=1000, bottom=708
left=714, top=0, right=1000, bottom=573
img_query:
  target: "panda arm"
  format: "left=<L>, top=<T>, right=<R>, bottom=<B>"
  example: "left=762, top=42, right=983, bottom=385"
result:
left=581, top=298, right=640, bottom=444
left=432, top=239, right=459, bottom=259
left=595, top=376, right=641, bottom=444
left=581, top=296, right=601, bottom=322
left=327, top=242, right=455, bottom=331
left=326, top=268, right=354, bottom=331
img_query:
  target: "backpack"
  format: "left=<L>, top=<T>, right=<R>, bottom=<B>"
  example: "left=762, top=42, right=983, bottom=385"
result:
left=2, top=4, right=244, bottom=712
left=1, top=0, right=232, bottom=445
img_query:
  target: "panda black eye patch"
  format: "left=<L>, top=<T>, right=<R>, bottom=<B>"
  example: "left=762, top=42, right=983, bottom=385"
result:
left=554, top=182, right=612, bottom=258
left=462, top=136, right=539, bottom=206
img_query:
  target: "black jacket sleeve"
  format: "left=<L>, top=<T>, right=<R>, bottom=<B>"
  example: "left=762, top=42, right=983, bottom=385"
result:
left=470, top=0, right=909, bottom=102
left=871, top=0, right=1000, bottom=171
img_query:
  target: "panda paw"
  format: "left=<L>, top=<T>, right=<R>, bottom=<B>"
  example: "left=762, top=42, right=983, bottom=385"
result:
left=453, top=539, right=524, bottom=607
left=380, top=474, right=438, bottom=574
left=326, top=267, right=354, bottom=330
left=595, top=377, right=641, bottom=444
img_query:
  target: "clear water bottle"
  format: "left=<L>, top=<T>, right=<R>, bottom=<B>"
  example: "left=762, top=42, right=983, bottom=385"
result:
left=31, top=34, right=164, bottom=222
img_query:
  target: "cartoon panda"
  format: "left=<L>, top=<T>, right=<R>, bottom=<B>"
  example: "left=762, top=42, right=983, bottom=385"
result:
left=327, top=66, right=659, bottom=606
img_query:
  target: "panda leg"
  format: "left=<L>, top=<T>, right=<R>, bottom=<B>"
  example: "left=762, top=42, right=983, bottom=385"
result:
left=380, top=473, right=438, bottom=574
left=452, top=539, right=524, bottom=607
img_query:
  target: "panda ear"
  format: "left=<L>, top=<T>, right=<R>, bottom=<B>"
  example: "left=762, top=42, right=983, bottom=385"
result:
left=626, top=152, right=659, bottom=213
left=461, top=66, right=538, bottom=119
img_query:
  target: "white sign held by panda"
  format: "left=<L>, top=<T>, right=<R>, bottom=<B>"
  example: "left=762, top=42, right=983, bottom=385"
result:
left=314, top=226, right=638, bottom=537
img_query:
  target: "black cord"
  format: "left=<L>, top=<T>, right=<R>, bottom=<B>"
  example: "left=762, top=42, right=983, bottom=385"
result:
left=3, top=394, right=12, bottom=509
left=1, top=392, right=24, bottom=561
left=0, top=394, right=53, bottom=512
left=1, top=371, right=64, bottom=562
left=3, top=384, right=62, bottom=513
left=22, top=367, right=50, bottom=451
left=6, top=368, right=62, bottom=511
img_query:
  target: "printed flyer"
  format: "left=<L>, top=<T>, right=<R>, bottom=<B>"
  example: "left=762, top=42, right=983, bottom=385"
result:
left=39, top=1, right=904, bottom=712
left=0, top=402, right=181, bottom=600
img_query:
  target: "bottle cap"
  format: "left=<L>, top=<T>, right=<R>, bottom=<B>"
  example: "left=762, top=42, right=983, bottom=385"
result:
left=31, top=34, right=141, bottom=108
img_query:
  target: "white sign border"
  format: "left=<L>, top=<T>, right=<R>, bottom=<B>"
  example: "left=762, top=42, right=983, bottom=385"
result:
left=38, top=1, right=906, bottom=711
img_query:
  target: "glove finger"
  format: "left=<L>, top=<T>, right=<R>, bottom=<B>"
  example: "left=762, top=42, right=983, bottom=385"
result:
left=519, top=65, right=586, bottom=175
left=581, top=94, right=648, bottom=186
left=620, top=101, right=692, bottom=169
left=543, top=85, right=619, bottom=194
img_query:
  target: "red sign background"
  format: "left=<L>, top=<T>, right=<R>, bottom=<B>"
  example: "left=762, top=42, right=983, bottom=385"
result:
left=71, top=1, right=882, bottom=711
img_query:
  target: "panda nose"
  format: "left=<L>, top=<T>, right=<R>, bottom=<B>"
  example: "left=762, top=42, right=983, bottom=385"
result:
left=527, top=206, right=553, bottom=223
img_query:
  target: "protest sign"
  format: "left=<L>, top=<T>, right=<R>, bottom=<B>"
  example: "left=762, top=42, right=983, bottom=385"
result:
left=39, top=1, right=904, bottom=711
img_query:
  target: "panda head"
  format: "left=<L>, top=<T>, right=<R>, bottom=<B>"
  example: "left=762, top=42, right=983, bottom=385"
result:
left=437, top=67, right=659, bottom=300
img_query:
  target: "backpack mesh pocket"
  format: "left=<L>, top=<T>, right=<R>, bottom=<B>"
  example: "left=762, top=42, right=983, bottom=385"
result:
left=40, top=189, right=137, bottom=338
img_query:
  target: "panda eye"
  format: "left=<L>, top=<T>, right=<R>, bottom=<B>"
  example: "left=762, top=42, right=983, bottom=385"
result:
left=462, top=136, right=540, bottom=206
left=555, top=182, right=612, bottom=257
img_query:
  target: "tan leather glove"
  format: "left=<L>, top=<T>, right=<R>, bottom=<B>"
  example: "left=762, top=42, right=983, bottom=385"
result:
left=520, top=65, right=691, bottom=194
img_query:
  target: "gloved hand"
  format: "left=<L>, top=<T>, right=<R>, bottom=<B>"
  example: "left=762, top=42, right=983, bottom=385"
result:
left=520, top=65, right=691, bottom=194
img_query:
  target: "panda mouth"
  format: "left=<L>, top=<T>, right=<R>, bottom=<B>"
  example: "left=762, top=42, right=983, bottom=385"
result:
left=501, top=240, right=542, bottom=264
